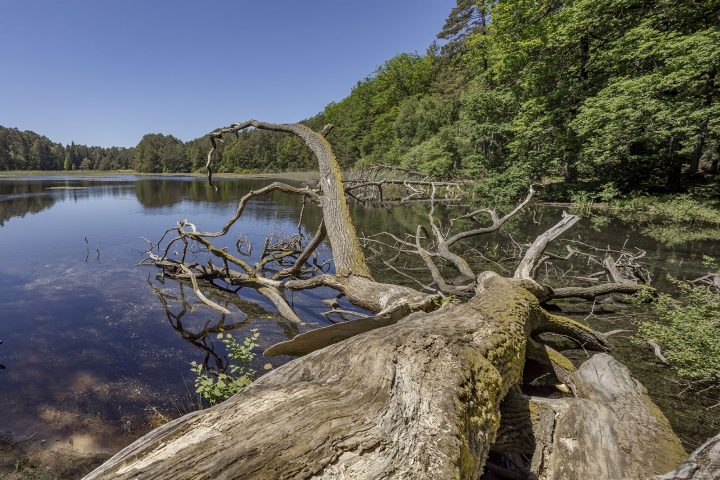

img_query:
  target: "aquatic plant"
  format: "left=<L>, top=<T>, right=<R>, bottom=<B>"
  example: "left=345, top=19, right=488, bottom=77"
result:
left=190, top=329, right=260, bottom=405
left=637, top=257, right=720, bottom=385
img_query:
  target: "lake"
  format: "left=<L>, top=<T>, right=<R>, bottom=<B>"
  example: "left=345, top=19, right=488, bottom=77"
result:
left=0, top=174, right=718, bottom=459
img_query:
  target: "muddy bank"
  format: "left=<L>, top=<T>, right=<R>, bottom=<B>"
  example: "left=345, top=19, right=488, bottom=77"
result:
left=0, top=433, right=108, bottom=480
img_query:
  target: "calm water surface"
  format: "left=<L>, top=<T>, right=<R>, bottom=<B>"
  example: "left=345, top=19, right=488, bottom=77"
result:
left=0, top=175, right=718, bottom=454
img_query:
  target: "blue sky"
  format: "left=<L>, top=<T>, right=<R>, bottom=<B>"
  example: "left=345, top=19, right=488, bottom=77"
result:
left=0, top=1, right=453, bottom=147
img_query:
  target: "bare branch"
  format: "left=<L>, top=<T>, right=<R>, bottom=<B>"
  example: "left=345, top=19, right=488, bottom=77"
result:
left=274, top=221, right=327, bottom=279
left=176, top=263, right=231, bottom=315
left=195, top=182, right=320, bottom=239
left=445, top=186, right=535, bottom=247
left=206, top=120, right=370, bottom=277
left=514, top=212, right=580, bottom=281
left=414, top=226, right=470, bottom=296
left=647, top=339, right=670, bottom=366
left=551, top=282, right=654, bottom=300
left=257, top=286, right=302, bottom=324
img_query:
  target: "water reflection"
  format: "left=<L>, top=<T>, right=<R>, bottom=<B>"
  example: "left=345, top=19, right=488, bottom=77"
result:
left=0, top=191, right=55, bottom=226
left=147, top=278, right=300, bottom=370
left=150, top=281, right=250, bottom=372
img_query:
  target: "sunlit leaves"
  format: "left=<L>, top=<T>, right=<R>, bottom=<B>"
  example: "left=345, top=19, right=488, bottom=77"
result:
left=636, top=267, right=720, bottom=383
left=190, top=329, right=260, bottom=405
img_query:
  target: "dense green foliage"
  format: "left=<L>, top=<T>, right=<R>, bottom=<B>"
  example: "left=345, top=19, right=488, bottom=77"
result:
left=190, top=330, right=259, bottom=405
left=636, top=258, right=720, bottom=384
left=314, top=0, right=719, bottom=198
left=0, top=126, right=133, bottom=171
left=133, top=133, right=188, bottom=173
left=3, top=1, right=718, bottom=193
left=201, top=0, right=719, bottom=195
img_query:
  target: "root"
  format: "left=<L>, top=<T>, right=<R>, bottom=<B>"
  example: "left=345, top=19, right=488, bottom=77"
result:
left=533, top=311, right=609, bottom=352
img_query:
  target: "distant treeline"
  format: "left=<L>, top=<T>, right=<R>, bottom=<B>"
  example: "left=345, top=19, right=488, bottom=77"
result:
left=0, top=125, right=323, bottom=175
left=2, top=0, right=718, bottom=200
left=0, top=126, right=134, bottom=171
left=132, top=127, right=324, bottom=174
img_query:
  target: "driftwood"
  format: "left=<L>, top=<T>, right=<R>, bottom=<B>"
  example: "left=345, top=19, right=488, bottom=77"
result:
left=344, top=163, right=471, bottom=204
left=84, top=121, right=699, bottom=479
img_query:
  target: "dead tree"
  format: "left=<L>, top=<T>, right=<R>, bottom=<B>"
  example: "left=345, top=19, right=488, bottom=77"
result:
left=344, top=163, right=471, bottom=204
left=86, top=121, right=691, bottom=480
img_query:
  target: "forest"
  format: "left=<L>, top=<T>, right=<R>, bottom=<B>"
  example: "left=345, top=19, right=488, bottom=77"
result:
left=2, top=0, right=717, bottom=201
left=0, top=126, right=134, bottom=172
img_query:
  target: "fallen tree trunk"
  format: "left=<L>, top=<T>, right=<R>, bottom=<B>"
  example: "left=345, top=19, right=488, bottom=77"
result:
left=84, top=275, right=681, bottom=479
left=85, top=274, right=532, bottom=479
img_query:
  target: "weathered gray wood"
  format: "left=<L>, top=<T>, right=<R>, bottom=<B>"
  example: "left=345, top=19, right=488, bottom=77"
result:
left=83, top=275, right=543, bottom=479
left=551, top=281, right=652, bottom=300
left=115, top=120, right=693, bottom=480
left=514, top=212, right=579, bottom=280
left=205, top=121, right=371, bottom=279
left=504, top=354, right=687, bottom=480
left=534, top=354, right=686, bottom=480
left=264, top=305, right=406, bottom=357
left=84, top=279, right=688, bottom=480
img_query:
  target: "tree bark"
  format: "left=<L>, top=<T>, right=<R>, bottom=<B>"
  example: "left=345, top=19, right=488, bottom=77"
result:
left=81, top=275, right=554, bottom=479
left=83, top=276, right=684, bottom=480
left=496, top=353, right=686, bottom=479
left=206, top=121, right=370, bottom=279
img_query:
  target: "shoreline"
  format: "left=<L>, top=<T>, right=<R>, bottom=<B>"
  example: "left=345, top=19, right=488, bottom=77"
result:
left=0, top=170, right=320, bottom=181
left=0, top=433, right=110, bottom=479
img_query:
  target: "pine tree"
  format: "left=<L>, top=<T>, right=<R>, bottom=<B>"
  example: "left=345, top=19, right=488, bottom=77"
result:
left=438, top=0, right=491, bottom=53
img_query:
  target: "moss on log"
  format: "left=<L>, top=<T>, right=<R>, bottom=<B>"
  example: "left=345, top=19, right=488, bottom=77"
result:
left=84, top=276, right=686, bottom=479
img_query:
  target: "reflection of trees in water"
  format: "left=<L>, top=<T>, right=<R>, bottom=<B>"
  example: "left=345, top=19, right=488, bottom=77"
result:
left=0, top=194, right=55, bottom=226
left=134, top=178, right=316, bottom=210
left=0, top=178, right=136, bottom=226
left=149, top=281, right=249, bottom=372
left=135, top=179, right=218, bottom=208
left=147, top=278, right=300, bottom=374
left=349, top=201, right=428, bottom=238
left=106, top=178, right=441, bottom=243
